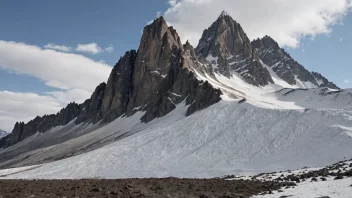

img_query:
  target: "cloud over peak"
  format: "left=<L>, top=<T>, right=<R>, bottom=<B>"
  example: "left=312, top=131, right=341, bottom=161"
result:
left=164, top=0, right=352, bottom=48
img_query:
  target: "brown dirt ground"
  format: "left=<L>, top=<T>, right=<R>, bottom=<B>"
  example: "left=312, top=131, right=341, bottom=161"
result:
left=0, top=178, right=294, bottom=198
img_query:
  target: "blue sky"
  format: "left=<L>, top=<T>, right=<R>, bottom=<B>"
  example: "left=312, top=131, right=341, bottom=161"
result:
left=0, top=0, right=351, bottom=131
left=0, top=0, right=168, bottom=93
left=286, top=13, right=352, bottom=86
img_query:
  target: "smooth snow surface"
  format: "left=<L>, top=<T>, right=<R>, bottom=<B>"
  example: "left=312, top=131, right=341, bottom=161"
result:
left=4, top=100, right=352, bottom=179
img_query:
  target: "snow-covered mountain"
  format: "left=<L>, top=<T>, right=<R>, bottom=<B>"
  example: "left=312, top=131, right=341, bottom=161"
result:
left=0, top=11, right=351, bottom=185
left=0, top=129, right=8, bottom=139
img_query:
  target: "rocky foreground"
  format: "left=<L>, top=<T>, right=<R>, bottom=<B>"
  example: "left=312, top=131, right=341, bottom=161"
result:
left=0, top=178, right=293, bottom=198
left=0, top=160, right=351, bottom=197
left=229, top=159, right=352, bottom=198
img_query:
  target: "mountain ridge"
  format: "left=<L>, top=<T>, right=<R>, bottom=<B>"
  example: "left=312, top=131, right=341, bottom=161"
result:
left=0, top=12, right=340, bottom=153
left=252, top=35, right=339, bottom=89
left=0, top=16, right=222, bottom=149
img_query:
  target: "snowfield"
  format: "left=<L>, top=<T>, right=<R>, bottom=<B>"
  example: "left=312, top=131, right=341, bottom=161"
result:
left=3, top=99, right=352, bottom=179
left=251, top=160, right=352, bottom=198
left=255, top=178, right=352, bottom=198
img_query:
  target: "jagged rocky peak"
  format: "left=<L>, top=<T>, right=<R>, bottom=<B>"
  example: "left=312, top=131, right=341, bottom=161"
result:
left=128, top=16, right=184, bottom=111
left=197, top=11, right=253, bottom=58
left=219, top=10, right=231, bottom=18
left=252, top=36, right=339, bottom=89
left=196, top=11, right=273, bottom=86
left=252, top=35, right=280, bottom=49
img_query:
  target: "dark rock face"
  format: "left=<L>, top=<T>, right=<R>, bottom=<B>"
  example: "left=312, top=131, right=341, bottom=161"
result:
left=126, top=17, right=183, bottom=114
left=196, top=12, right=274, bottom=86
left=252, top=36, right=339, bottom=89
left=131, top=17, right=222, bottom=122
left=0, top=16, right=222, bottom=149
left=141, top=48, right=221, bottom=122
left=76, top=82, right=107, bottom=125
left=99, top=50, right=137, bottom=123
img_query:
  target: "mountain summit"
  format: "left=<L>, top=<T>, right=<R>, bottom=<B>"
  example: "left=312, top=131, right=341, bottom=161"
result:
left=196, top=12, right=274, bottom=86
left=219, top=10, right=231, bottom=18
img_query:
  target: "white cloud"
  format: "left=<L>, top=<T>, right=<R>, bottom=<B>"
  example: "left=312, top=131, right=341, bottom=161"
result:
left=47, top=89, right=92, bottom=105
left=340, top=37, right=344, bottom=42
left=168, top=0, right=177, bottom=6
left=105, top=44, right=114, bottom=53
left=0, top=40, right=112, bottom=131
left=164, top=0, right=352, bottom=48
left=344, top=80, right=349, bottom=83
left=0, top=40, right=111, bottom=91
left=0, top=91, right=62, bottom=131
left=43, top=43, right=72, bottom=52
left=76, top=43, right=103, bottom=54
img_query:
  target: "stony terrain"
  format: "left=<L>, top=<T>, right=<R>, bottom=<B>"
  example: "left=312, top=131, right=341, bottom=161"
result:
left=226, top=159, right=352, bottom=197
left=1, top=160, right=350, bottom=198
left=0, top=178, right=293, bottom=198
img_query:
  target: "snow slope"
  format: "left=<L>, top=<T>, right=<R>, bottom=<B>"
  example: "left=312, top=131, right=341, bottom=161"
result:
left=275, top=88, right=352, bottom=109
left=194, top=68, right=350, bottom=110
left=4, top=100, right=352, bottom=179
